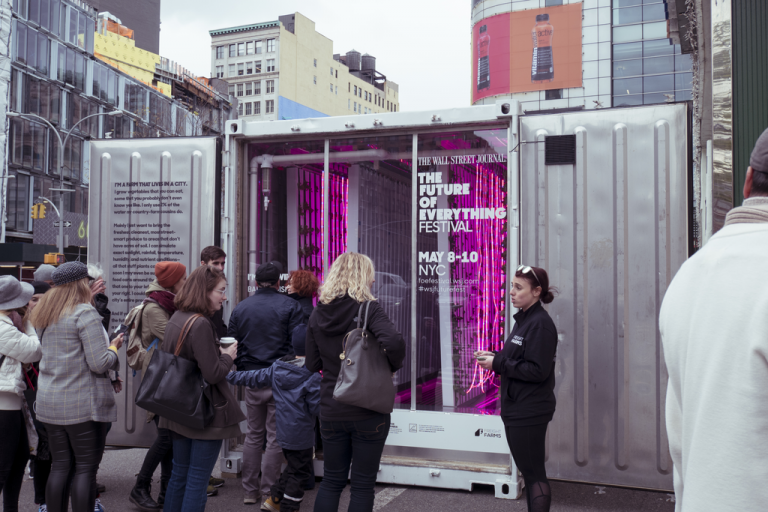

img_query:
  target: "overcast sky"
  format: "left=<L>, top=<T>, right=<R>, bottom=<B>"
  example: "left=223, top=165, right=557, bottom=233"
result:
left=159, top=0, right=471, bottom=112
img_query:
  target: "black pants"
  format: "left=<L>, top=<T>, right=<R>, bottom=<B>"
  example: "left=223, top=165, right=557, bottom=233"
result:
left=272, top=448, right=313, bottom=512
left=137, top=416, right=174, bottom=488
left=505, top=423, right=551, bottom=512
left=32, top=458, right=53, bottom=504
left=46, top=421, right=109, bottom=512
left=0, top=410, right=29, bottom=512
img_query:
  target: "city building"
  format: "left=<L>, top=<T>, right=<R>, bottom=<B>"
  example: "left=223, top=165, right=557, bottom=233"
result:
left=0, top=0, right=234, bottom=276
left=209, top=12, right=400, bottom=121
left=87, top=0, right=161, bottom=54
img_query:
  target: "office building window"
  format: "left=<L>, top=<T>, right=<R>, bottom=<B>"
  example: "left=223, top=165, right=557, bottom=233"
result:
left=348, top=99, right=351, bottom=110
left=313, top=76, right=316, bottom=85
left=228, top=84, right=235, bottom=96
left=354, top=85, right=357, bottom=95
left=246, top=61, right=253, bottom=74
left=238, top=43, right=245, bottom=56
left=245, top=102, right=252, bottom=115
left=216, top=46, right=224, bottom=59
left=354, top=101, right=357, bottom=112
left=229, top=44, right=236, bottom=57
left=254, top=81, right=261, bottom=95
left=266, top=59, right=275, bottom=72
left=266, top=99, right=274, bottom=113
left=255, top=40, right=262, bottom=54
left=330, top=83, right=333, bottom=93
left=314, top=58, right=317, bottom=67
left=267, top=39, right=275, bottom=52
left=245, top=82, right=252, bottom=95
left=237, top=102, right=243, bottom=115
left=266, top=80, right=274, bottom=93
left=335, top=86, right=338, bottom=95
left=236, top=83, right=243, bottom=97
left=246, top=41, right=254, bottom=54
left=215, top=65, right=224, bottom=78
left=255, top=60, right=262, bottom=73
left=238, top=62, right=244, bottom=76
left=228, top=64, right=235, bottom=77
left=254, top=101, right=261, bottom=114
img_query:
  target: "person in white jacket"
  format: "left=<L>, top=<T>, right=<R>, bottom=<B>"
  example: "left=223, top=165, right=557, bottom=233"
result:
left=0, top=275, right=42, bottom=512
left=660, top=127, right=768, bottom=512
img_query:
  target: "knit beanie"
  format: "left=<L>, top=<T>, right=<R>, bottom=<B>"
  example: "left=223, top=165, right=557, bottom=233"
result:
left=33, top=264, right=56, bottom=282
left=52, top=262, right=90, bottom=287
left=155, top=261, right=187, bottom=288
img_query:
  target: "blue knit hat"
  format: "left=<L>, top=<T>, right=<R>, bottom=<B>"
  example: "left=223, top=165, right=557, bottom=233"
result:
left=52, top=261, right=90, bottom=287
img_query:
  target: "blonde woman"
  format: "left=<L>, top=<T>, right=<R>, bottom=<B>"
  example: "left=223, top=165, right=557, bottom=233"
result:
left=305, top=252, right=405, bottom=512
left=30, top=262, right=124, bottom=512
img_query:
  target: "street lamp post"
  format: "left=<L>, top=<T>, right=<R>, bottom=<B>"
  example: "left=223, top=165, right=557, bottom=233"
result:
left=6, top=110, right=122, bottom=253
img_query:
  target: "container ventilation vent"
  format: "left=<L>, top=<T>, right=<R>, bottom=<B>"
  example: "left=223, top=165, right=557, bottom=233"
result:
left=544, top=135, right=576, bottom=165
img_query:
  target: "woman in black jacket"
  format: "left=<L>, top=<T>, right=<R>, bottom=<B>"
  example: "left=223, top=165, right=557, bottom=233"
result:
left=475, top=265, right=558, bottom=512
left=306, top=252, right=405, bottom=512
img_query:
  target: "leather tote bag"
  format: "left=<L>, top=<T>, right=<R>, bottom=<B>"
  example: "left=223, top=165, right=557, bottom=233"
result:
left=135, top=314, right=214, bottom=429
left=332, top=301, right=395, bottom=414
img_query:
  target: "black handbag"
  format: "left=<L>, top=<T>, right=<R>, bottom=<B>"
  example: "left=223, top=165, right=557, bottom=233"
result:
left=332, top=301, right=395, bottom=415
left=135, top=314, right=215, bottom=430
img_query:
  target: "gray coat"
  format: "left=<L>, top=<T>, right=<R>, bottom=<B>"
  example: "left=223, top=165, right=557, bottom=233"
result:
left=36, top=303, right=119, bottom=425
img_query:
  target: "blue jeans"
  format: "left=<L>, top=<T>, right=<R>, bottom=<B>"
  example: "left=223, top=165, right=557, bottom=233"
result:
left=314, top=414, right=390, bottom=512
left=163, top=438, right=222, bottom=512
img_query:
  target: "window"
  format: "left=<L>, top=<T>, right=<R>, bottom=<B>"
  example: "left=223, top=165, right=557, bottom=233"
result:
left=246, top=41, right=254, bottom=54
left=246, top=61, right=253, bottom=74
left=266, top=59, right=275, bottom=72
left=255, top=40, right=262, bottom=54
left=348, top=99, right=350, bottom=110
left=228, top=84, right=235, bottom=96
left=254, top=60, right=262, bottom=73
left=330, top=83, right=333, bottom=93
left=336, top=69, right=338, bottom=78
left=254, top=81, right=261, bottom=95
left=229, top=44, right=236, bottom=57
left=354, top=101, right=357, bottom=112
left=215, top=65, right=224, bottom=78
left=335, top=85, right=338, bottom=95
left=238, top=62, right=244, bottom=76
left=364, top=91, right=368, bottom=101
left=236, top=83, right=243, bottom=97
left=216, top=46, right=224, bottom=59
left=330, top=66, right=334, bottom=76
left=313, top=76, right=316, bottom=85
left=354, top=85, right=357, bottom=95
left=228, top=64, right=235, bottom=77
left=237, top=102, right=243, bottom=115
left=267, top=39, right=275, bottom=52
left=238, top=42, right=245, bottom=56
left=266, top=99, right=274, bottom=113
left=4, top=170, right=31, bottom=232
left=348, top=83, right=351, bottom=92
left=314, top=58, right=317, bottom=67
left=245, top=82, right=252, bottom=95
left=254, top=101, right=261, bottom=114
left=244, top=102, right=251, bottom=115
left=266, top=80, right=274, bottom=94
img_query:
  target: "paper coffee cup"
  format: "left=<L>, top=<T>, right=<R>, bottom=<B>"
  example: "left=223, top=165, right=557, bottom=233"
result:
left=220, top=337, right=237, bottom=347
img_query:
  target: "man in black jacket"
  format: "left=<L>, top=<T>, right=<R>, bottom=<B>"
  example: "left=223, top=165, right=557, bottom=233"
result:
left=228, top=261, right=303, bottom=506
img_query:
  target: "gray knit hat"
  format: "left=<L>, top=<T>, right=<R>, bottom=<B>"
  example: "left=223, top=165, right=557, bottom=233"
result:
left=52, top=261, right=90, bottom=287
left=33, top=264, right=56, bottom=283
left=0, top=276, right=34, bottom=310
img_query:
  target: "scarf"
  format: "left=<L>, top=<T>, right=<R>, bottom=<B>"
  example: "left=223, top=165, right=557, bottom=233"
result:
left=724, top=197, right=768, bottom=226
left=147, top=291, right=177, bottom=315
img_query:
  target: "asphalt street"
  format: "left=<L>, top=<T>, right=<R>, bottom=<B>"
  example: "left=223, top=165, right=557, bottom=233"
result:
left=18, top=447, right=676, bottom=512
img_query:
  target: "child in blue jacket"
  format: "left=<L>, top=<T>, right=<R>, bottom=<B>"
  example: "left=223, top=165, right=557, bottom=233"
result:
left=227, top=329, right=320, bottom=512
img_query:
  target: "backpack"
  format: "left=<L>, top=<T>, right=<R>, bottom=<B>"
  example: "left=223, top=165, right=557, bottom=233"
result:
left=124, top=299, right=158, bottom=372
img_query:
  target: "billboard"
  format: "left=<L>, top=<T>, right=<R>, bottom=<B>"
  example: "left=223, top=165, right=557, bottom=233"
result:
left=472, top=4, right=583, bottom=102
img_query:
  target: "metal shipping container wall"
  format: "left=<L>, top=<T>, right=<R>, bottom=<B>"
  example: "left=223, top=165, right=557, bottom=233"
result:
left=732, top=0, right=768, bottom=205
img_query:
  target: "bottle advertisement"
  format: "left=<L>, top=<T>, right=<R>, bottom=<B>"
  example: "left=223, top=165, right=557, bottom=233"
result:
left=471, top=4, right=582, bottom=102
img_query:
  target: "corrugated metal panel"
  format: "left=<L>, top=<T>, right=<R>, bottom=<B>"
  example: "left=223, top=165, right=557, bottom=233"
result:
left=732, top=0, right=768, bottom=205
left=520, top=104, right=689, bottom=490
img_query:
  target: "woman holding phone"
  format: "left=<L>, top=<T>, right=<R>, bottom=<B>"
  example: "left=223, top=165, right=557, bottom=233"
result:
left=475, top=265, right=558, bottom=512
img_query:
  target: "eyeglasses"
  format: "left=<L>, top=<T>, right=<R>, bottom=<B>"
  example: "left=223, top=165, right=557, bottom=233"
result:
left=516, top=265, right=541, bottom=287
left=213, top=288, right=227, bottom=296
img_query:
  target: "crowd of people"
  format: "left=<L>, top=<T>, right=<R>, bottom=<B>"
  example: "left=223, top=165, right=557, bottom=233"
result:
left=0, top=241, right=565, bottom=512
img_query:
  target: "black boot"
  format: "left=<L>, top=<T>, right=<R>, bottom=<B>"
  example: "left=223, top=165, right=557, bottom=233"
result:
left=157, top=479, right=169, bottom=507
left=129, top=480, right=161, bottom=511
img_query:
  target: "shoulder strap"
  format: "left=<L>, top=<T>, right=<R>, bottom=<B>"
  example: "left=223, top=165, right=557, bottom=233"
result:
left=174, top=314, right=203, bottom=356
left=0, top=354, right=5, bottom=369
left=356, top=302, right=365, bottom=329
left=362, top=301, right=372, bottom=331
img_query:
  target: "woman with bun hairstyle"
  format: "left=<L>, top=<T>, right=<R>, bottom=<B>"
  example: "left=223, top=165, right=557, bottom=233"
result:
left=475, top=265, right=558, bottom=512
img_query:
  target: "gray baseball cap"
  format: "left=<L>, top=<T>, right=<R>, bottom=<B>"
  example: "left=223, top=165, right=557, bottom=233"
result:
left=750, top=127, right=768, bottom=173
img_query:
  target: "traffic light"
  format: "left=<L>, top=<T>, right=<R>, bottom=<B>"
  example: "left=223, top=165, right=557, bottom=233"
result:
left=37, top=203, right=46, bottom=219
left=31, top=204, right=39, bottom=219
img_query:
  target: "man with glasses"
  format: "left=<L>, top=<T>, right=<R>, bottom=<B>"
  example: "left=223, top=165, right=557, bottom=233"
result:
left=228, top=261, right=303, bottom=507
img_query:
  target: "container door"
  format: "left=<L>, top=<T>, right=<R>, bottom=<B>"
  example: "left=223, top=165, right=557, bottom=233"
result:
left=519, top=104, right=689, bottom=490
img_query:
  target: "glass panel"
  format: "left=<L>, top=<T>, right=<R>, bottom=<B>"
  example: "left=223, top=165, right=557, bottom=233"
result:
left=22, top=120, right=32, bottom=168
left=643, top=3, right=667, bottom=21
left=49, top=134, right=59, bottom=174
left=85, top=17, right=94, bottom=53
left=614, top=59, right=642, bottom=77
left=65, top=48, right=74, bottom=85
left=29, top=0, right=39, bottom=25
left=675, top=89, right=692, bottom=101
left=74, top=52, right=84, bottom=90
left=38, top=32, right=48, bottom=75
left=675, top=54, right=692, bottom=72
left=643, top=92, right=670, bottom=104
left=27, top=27, right=37, bottom=69
left=643, top=55, right=674, bottom=74
left=616, top=0, right=641, bottom=5
left=68, top=8, right=77, bottom=45
left=11, top=119, right=23, bottom=165
left=16, top=174, right=30, bottom=231
left=100, top=66, right=108, bottom=102
left=613, top=7, right=641, bottom=25
left=614, top=77, right=642, bottom=95
left=107, top=71, right=116, bottom=105
left=414, top=129, right=509, bottom=413
left=32, top=123, right=44, bottom=170
left=39, top=80, right=49, bottom=118
left=643, top=22, right=667, bottom=39
left=50, top=0, right=59, bottom=36
left=675, top=72, right=693, bottom=90
left=50, top=84, right=59, bottom=124
left=613, top=25, right=642, bottom=43
left=643, top=74, right=674, bottom=92
left=57, top=44, right=65, bottom=81
left=644, top=38, right=674, bottom=57
left=40, top=0, right=49, bottom=29
left=15, top=22, right=27, bottom=65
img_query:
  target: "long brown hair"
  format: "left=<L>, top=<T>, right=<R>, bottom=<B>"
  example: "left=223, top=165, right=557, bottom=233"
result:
left=30, top=278, right=92, bottom=330
left=174, top=266, right=226, bottom=316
